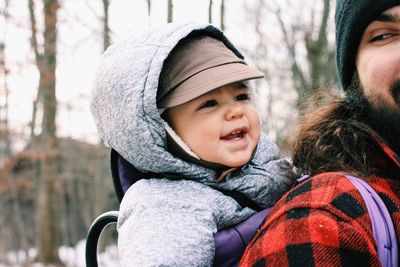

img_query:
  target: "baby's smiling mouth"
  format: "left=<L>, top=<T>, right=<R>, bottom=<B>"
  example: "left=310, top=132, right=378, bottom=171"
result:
left=221, top=128, right=248, bottom=141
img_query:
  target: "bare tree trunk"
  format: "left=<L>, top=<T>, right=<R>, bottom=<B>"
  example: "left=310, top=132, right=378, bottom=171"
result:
left=102, top=0, right=110, bottom=51
left=0, top=44, right=10, bottom=156
left=28, top=0, right=43, bottom=140
left=36, top=154, right=62, bottom=264
left=34, top=0, right=63, bottom=264
left=9, top=175, right=30, bottom=262
left=0, top=0, right=10, bottom=156
left=147, top=0, right=151, bottom=24
left=305, top=0, right=330, bottom=92
left=58, top=179, right=69, bottom=247
left=40, top=3, right=57, bottom=138
left=67, top=177, right=79, bottom=245
left=167, top=0, right=173, bottom=23
left=77, top=176, right=94, bottom=231
left=30, top=93, right=40, bottom=138
left=0, top=192, right=8, bottom=262
left=208, top=0, right=212, bottom=24
left=220, top=0, right=225, bottom=30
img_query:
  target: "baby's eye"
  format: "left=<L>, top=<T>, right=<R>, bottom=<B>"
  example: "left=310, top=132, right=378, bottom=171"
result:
left=199, top=99, right=218, bottom=109
left=236, top=93, right=250, bottom=101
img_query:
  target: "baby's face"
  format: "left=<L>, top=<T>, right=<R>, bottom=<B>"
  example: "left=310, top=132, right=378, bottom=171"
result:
left=168, top=82, right=260, bottom=167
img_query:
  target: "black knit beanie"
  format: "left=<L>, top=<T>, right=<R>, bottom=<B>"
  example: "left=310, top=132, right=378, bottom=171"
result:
left=335, top=0, right=400, bottom=90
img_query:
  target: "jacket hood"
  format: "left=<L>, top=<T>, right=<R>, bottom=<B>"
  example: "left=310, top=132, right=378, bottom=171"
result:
left=90, top=22, right=289, bottom=187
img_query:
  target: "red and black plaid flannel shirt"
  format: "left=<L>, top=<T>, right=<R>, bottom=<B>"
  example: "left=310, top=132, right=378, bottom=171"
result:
left=240, top=138, right=400, bottom=267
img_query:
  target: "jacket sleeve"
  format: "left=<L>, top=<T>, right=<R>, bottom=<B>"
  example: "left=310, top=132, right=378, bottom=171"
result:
left=117, top=179, right=219, bottom=267
left=214, top=207, right=271, bottom=267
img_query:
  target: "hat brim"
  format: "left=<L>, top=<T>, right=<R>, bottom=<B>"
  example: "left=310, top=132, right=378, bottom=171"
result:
left=158, top=63, right=264, bottom=108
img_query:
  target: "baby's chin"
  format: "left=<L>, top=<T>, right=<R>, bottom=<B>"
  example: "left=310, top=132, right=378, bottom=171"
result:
left=219, top=155, right=253, bottom=168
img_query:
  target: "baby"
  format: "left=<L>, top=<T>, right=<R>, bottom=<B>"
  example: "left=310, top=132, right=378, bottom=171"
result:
left=90, top=22, right=295, bottom=266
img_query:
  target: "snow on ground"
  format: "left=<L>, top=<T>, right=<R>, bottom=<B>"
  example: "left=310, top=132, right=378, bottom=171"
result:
left=0, top=240, right=119, bottom=267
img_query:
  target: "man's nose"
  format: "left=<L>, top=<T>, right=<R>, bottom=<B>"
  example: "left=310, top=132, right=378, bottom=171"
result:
left=224, top=102, right=244, bottom=120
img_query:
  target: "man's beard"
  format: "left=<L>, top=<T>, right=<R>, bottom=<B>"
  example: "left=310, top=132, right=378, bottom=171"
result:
left=344, top=76, right=400, bottom=156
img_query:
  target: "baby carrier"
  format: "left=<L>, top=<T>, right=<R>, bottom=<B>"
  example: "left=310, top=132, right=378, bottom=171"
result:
left=85, top=149, right=271, bottom=267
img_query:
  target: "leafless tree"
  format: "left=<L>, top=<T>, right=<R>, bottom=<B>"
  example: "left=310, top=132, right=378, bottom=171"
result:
left=102, top=0, right=110, bottom=51
left=220, top=0, right=225, bottom=30
left=28, top=0, right=62, bottom=264
left=147, top=0, right=151, bottom=22
left=209, top=0, right=213, bottom=24
left=28, top=0, right=41, bottom=139
left=167, top=0, right=173, bottom=22
left=0, top=45, right=9, bottom=156
left=9, top=168, right=30, bottom=261
left=0, top=0, right=10, bottom=157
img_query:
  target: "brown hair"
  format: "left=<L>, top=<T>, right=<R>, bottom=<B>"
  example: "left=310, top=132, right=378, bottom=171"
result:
left=292, top=91, right=379, bottom=177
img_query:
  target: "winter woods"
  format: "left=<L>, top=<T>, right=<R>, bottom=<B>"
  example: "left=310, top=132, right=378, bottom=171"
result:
left=0, top=0, right=336, bottom=265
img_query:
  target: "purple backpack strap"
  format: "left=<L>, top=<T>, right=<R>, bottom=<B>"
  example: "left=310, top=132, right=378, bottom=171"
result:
left=345, top=175, right=398, bottom=267
left=213, top=208, right=271, bottom=267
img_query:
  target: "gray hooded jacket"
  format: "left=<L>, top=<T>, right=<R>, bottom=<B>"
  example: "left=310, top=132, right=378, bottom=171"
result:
left=90, top=22, right=295, bottom=267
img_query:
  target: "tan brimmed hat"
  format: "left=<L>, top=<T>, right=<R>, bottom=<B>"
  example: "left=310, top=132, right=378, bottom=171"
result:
left=157, top=35, right=264, bottom=108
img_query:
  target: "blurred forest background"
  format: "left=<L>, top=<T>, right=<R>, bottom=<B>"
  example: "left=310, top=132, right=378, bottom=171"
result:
left=0, top=0, right=338, bottom=266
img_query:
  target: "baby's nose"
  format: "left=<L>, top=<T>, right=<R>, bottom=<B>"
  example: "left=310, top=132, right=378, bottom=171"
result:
left=225, top=103, right=244, bottom=120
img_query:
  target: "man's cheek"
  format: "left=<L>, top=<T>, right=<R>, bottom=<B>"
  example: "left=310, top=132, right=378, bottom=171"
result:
left=391, top=79, right=400, bottom=106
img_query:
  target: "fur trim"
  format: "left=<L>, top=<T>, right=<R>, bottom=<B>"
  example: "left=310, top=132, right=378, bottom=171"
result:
left=163, top=120, right=200, bottom=159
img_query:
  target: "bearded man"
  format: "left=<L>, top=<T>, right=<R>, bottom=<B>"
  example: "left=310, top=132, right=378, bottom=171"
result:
left=239, top=0, right=400, bottom=266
